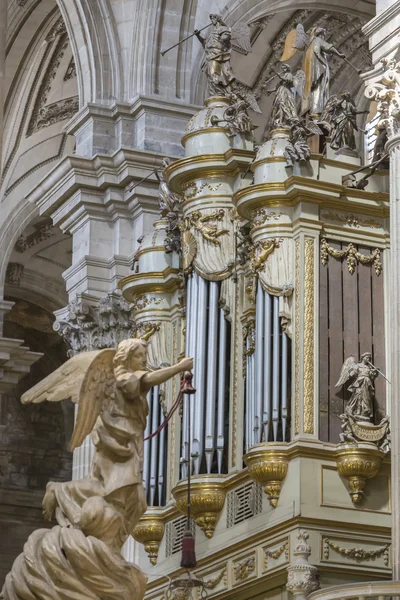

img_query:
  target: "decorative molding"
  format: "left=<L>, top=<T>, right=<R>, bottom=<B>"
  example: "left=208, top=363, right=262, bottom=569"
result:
left=252, top=209, right=283, bottom=226
left=264, top=540, right=289, bottom=568
left=64, top=57, right=76, bottom=81
left=15, top=221, right=54, bottom=252
left=131, top=295, right=165, bottom=312
left=202, top=566, right=228, bottom=590
left=34, top=97, right=79, bottom=132
left=182, top=181, right=223, bottom=199
left=249, top=238, right=282, bottom=273
left=233, top=556, right=256, bottom=583
left=242, top=320, right=255, bottom=377
left=54, top=293, right=134, bottom=356
left=321, top=212, right=382, bottom=229
left=27, top=28, right=77, bottom=135
left=303, top=238, right=315, bottom=435
left=323, top=538, right=389, bottom=566
left=321, top=238, right=382, bottom=276
left=294, top=239, right=300, bottom=436
left=182, top=209, right=229, bottom=245
left=5, top=263, right=24, bottom=286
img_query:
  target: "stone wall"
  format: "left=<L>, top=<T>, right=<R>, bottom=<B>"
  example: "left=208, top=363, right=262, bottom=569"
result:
left=0, top=300, right=73, bottom=585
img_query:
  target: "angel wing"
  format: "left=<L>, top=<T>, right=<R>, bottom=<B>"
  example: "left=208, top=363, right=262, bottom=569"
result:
left=280, top=24, right=308, bottom=62
left=234, top=81, right=262, bottom=114
left=70, top=349, right=116, bottom=451
left=21, top=350, right=106, bottom=405
left=293, top=69, right=306, bottom=99
left=306, top=120, right=323, bottom=136
left=231, top=22, right=252, bottom=54
left=335, top=356, right=356, bottom=388
left=319, top=94, right=341, bottom=127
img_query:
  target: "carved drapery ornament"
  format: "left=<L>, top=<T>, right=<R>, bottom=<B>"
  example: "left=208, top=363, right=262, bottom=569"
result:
left=321, top=238, right=382, bottom=276
left=180, top=208, right=234, bottom=280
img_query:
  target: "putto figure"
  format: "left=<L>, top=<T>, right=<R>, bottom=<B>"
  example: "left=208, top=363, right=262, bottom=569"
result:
left=265, top=64, right=305, bottom=128
left=1, top=339, right=193, bottom=600
left=336, top=352, right=378, bottom=422
left=280, top=25, right=350, bottom=116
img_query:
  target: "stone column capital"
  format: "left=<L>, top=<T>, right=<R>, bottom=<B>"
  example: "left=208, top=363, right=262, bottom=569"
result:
left=54, top=291, right=134, bottom=356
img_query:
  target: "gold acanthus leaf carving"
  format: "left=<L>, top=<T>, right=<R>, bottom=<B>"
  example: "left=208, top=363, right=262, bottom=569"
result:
left=131, top=295, right=164, bottom=311
left=321, top=212, right=382, bottom=230
left=303, top=238, right=315, bottom=435
left=201, top=566, right=228, bottom=590
left=264, top=541, right=289, bottom=567
left=252, top=209, right=283, bottom=225
left=234, top=557, right=256, bottom=582
left=182, top=209, right=229, bottom=245
left=321, top=238, right=382, bottom=276
left=323, top=539, right=390, bottom=566
left=182, top=181, right=223, bottom=199
left=250, top=238, right=282, bottom=273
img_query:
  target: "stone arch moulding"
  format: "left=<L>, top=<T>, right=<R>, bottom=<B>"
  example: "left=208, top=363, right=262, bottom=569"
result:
left=55, top=0, right=124, bottom=106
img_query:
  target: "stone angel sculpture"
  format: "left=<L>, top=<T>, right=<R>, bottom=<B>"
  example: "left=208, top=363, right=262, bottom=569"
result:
left=194, top=14, right=252, bottom=97
left=284, top=118, right=322, bottom=166
left=335, top=352, right=378, bottom=422
left=280, top=25, right=347, bottom=116
left=1, top=339, right=193, bottom=600
left=265, top=63, right=305, bottom=128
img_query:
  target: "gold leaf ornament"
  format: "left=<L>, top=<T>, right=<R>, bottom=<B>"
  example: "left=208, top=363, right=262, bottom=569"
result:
left=181, top=230, right=197, bottom=270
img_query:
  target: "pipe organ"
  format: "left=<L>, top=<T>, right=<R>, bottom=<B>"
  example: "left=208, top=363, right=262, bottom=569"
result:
left=119, top=95, right=390, bottom=581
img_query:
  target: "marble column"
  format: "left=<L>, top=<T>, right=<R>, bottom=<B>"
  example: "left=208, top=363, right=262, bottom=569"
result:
left=387, top=135, right=400, bottom=579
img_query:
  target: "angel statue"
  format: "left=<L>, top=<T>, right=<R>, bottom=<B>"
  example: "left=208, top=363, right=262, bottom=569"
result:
left=194, top=14, right=252, bottom=97
left=280, top=25, right=349, bottom=117
left=265, top=64, right=305, bottom=129
left=336, top=352, right=378, bottom=422
left=319, top=91, right=369, bottom=151
left=157, top=157, right=182, bottom=254
left=1, top=339, right=193, bottom=600
left=284, top=118, right=322, bottom=167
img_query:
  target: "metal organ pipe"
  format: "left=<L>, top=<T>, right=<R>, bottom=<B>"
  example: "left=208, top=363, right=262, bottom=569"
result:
left=255, top=281, right=264, bottom=445
left=205, top=282, right=219, bottom=473
left=272, top=295, right=280, bottom=441
left=263, top=290, right=272, bottom=442
left=281, top=332, right=288, bottom=442
left=217, top=307, right=226, bottom=473
left=193, top=275, right=208, bottom=474
left=157, top=421, right=166, bottom=503
left=181, top=275, right=192, bottom=478
left=143, top=391, right=151, bottom=496
left=149, top=386, right=159, bottom=506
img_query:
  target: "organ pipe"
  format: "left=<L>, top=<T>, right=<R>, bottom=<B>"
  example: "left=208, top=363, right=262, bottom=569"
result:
left=216, top=308, right=227, bottom=472
left=272, top=295, right=280, bottom=441
left=205, top=282, right=219, bottom=473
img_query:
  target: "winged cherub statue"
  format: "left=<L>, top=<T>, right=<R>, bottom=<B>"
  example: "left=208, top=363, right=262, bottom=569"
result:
left=194, top=14, right=252, bottom=97
left=336, top=352, right=378, bottom=422
left=1, top=339, right=193, bottom=600
left=265, top=63, right=305, bottom=129
left=280, top=25, right=347, bottom=117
